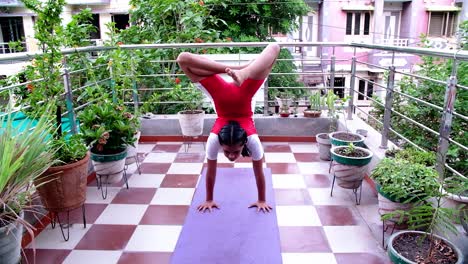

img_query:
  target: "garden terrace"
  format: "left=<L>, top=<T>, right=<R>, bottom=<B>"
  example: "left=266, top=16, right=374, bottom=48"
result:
left=0, top=42, right=467, bottom=263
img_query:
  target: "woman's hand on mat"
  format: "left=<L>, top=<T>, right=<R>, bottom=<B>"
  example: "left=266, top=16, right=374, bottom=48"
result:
left=197, top=200, right=219, bottom=213
left=248, top=201, right=273, bottom=213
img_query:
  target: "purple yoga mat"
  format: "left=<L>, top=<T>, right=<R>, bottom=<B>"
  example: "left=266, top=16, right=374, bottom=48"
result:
left=170, top=168, right=282, bottom=264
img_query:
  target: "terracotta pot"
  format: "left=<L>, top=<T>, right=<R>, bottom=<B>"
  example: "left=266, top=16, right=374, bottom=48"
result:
left=303, top=109, right=321, bottom=118
left=35, top=153, right=90, bottom=212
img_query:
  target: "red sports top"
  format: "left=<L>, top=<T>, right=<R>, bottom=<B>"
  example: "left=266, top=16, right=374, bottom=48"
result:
left=198, top=74, right=264, bottom=136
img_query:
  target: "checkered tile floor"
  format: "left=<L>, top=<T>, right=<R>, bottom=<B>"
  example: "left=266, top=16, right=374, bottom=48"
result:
left=23, top=142, right=390, bottom=264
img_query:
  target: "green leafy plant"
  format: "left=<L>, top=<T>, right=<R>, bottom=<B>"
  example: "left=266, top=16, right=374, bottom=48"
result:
left=142, top=82, right=204, bottom=114
left=309, top=91, right=323, bottom=112
left=79, top=100, right=139, bottom=154
left=50, top=134, right=87, bottom=166
left=0, top=109, right=55, bottom=229
left=341, top=143, right=356, bottom=156
left=395, top=147, right=436, bottom=167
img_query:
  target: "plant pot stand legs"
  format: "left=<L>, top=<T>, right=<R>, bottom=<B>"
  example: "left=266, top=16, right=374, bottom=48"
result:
left=329, top=174, right=363, bottom=205
left=182, top=135, right=205, bottom=153
left=50, top=204, right=87, bottom=242
left=382, top=219, right=398, bottom=250
left=96, top=168, right=129, bottom=199
left=125, top=155, right=141, bottom=175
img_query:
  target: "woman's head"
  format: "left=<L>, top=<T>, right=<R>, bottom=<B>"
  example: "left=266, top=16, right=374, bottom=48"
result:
left=218, top=121, right=250, bottom=161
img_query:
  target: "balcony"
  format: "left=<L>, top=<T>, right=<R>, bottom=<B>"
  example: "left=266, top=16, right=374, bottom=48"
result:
left=0, top=42, right=467, bottom=263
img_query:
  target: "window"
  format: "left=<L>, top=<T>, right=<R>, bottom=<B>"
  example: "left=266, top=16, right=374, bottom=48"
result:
left=0, top=17, right=25, bottom=53
left=112, top=14, right=130, bottom=31
left=89, top=14, right=101, bottom=40
left=358, top=80, right=374, bottom=100
left=329, top=77, right=346, bottom=98
left=346, top=12, right=371, bottom=36
left=428, top=12, right=457, bottom=37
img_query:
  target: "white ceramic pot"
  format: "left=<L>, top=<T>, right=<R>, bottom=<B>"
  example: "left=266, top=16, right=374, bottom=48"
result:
left=178, top=110, right=205, bottom=137
left=126, top=131, right=141, bottom=165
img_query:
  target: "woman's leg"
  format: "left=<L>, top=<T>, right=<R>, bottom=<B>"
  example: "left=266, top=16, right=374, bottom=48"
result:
left=177, top=52, right=249, bottom=83
left=226, top=43, right=280, bottom=85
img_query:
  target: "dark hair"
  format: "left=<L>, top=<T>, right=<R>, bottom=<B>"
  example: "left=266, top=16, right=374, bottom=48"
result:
left=218, top=121, right=251, bottom=157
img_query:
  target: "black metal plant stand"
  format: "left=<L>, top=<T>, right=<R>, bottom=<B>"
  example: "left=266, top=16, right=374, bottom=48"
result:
left=96, top=169, right=129, bottom=199
left=125, top=155, right=142, bottom=175
left=329, top=160, right=364, bottom=206
left=381, top=218, right=398, bottom=250
left=50, top=204, right=87, bottom=242
left=182, top=135, right=205, bottom=153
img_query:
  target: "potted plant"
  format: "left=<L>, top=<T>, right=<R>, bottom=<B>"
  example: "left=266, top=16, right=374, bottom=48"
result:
left=276, top=92, right=291, bottom=117
left=317, top=90, right=339, bottom=160
left=0, top=110, right=55, bottom=264
left=303, top=91, right=322, bottom=118
left=384, top=169, right=465, bottom=264
left=330, top=143, right=373, bottom=191
left=371, top=157, right=439, bottom=224
left=34, top=134, right=89, bottom=223
left=176, top=82, right=205, bottom=137
left=79, top=100, right=138, bottom=183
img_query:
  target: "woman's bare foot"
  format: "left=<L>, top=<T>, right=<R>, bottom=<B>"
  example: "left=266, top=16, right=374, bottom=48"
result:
left=226, top=68, right=248, bottom=86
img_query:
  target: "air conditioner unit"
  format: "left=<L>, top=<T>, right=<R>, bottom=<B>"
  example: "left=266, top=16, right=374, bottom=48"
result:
left=427, top=38, right=448, bottom=49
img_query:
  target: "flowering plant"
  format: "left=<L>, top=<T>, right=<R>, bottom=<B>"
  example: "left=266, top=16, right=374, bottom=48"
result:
left=79, top=100, right=139, bottom=154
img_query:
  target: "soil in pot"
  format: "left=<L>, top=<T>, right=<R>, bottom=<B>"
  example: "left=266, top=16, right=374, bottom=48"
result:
left=393, top=233, right=458, bottom=264
left=333, top=132, right=361, bottom=141
left=335, top=148, right=369, bottom=158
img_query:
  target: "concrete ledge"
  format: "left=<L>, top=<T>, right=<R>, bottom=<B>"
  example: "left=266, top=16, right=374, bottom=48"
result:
left=141, top=114, right=332, bottom=137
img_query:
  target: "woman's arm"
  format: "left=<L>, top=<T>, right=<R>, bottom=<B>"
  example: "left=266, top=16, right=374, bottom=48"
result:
left=249, top=158, right=272, bottom=212
left=197, top=159, right=219, bottom=212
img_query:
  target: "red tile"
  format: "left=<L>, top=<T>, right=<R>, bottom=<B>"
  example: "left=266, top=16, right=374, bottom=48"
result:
left=316, top=206, right=359, bottom=226
left=264, top=144, right=292, bottom=152
left=111, top=188, right=157, bottom=204
left=303, top=174, right=331, bottom=188
left=140, top=163, right=171, bottom=174
left=279, top=226, right=331, bottom=252
left=152, top=144, right=182, bottom=152
left=267, top=163, right=301, bottom=174
left=55, top=203, right=107, bottom=224
left=161, top=174, right=199, bottom=188
left=174, top=152, right=205, bottom=163
left=75, top=224, right=136, bottom=250
left=274, top=189, right=313, bottom=205
left=22, top=249, right=70, bottom=264
left=140, top=205, right=189, bottom=225
left=118, top=252, right=172, bottom=264
left=335, top=253, right=389, bottom=264
left=294, top=153, right=321, bottom=162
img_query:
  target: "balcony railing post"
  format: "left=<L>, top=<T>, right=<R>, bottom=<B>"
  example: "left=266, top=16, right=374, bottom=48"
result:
left=109, top=59, right=117, bottom=103
left=130, top=54, right=139, bottom=113
left=380, top=57, right=396, bottom=149
left=435, top=61, right=458, bottom=179
left=330, top=47, right=336, bottom=95
left=62, top=63, right=78, bottom=135
left=263, top=79, right=269, bottom=116
left=348, top=48, right=357, bottom=120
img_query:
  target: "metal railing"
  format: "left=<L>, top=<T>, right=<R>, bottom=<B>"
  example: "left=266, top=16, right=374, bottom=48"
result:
left=0, top=42, right=467, bottom=180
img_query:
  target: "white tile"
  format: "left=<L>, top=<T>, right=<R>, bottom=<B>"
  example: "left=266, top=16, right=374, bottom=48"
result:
left=151, top=188, right=195, bottom=205
left=276, top=206, right=322, bottom=226
left=30, top=224, right=92, bottom=249
left=63, top=250, right=122, bottom=264
left=298, top=162, right=331, bottom=174
left=137, top=143, right=156, bottom=153
left=124, top=162, right=140, bottom=175
left=282, top=253, right=337, bottom=264
left=143, top=152, right=177, bottom=163
left=289, top=143, right=319, bottom=153
left=308, top=188, right=356, bottom=206
left=125, top=225, right=182, bottom=252
left=234, top=162, right=266, bottom=168
left=95, top=204, right=148, bottom=225
left=272, top=174, right=306, bottom=189
left=157, top=141, right=183, bottom=145
left=324, top=226, right=380, bottom=253
left=264, top=153, right=296, bottom=163
left=167, top=163, right=203, bottom=174
left=127, top=173, right=165, bottom=188
left=85, top=187, right=121, bottom=204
